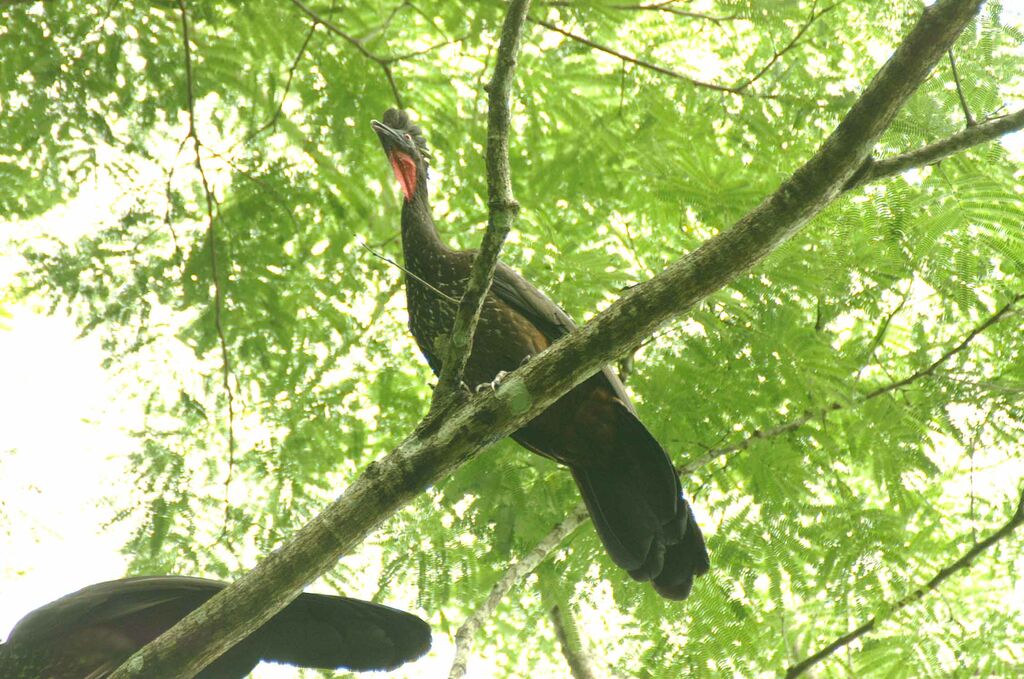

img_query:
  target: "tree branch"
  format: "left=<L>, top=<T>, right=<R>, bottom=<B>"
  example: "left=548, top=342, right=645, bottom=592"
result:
left=848, top=107, right=1024, bottom=189
left=244, top=22, right=317, bottom=144
left=733, top=1, right=835, bottom=92
left=785, top=486, right=1024, bottom=678
left=448, top=504, right=589, bottom=679
left=863, top=291, right=1024, bottom=400
left=535, top=1, right=832, bottom=96
left=289, top=0, right=404, bottom=106
left=543, top=0, right=738, bottom=23
left=432, top=0, right=532, bottom=401
left=531, top=17, right=742, bottom=94
left=108, top=2, right=985, bottom=676
left=175, top=0, right=238, bottom=533
left=947, top=47, right=976, bottom=126
left=550, top=604, right=600, bottom=679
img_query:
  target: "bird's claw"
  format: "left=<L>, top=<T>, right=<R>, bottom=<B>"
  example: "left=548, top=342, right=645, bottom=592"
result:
left=475, top=371, right=509, bottom=393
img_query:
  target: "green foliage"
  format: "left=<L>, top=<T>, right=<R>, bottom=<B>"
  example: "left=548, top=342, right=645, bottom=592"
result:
left=4, top=0, right=1024, bottom=676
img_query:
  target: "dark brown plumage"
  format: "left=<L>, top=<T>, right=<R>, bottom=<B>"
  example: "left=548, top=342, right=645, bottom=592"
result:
left=0, top=576, right=431, bottom=678
left=372, top=109, right=710, bottom=599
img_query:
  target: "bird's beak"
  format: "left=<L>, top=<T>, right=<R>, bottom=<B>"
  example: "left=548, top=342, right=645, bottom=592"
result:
left=371, top=120, right=404, bottom=152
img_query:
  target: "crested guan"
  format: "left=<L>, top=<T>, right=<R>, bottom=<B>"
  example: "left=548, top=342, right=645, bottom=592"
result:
left=372, top=109, right=710, bottom=599
left=0, top=575, right=431, bottom=678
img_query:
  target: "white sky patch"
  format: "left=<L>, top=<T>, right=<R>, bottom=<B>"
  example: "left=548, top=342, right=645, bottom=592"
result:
left=0, top=304, right=137, bottom=638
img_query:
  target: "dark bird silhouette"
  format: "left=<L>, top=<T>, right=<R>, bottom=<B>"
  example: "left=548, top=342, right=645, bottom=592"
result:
left=0, top=576, right=431, bottom=678
left=372, top=109, right=710, bottom=599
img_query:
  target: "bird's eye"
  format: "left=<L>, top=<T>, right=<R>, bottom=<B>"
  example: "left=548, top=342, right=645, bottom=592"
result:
left=404, top=133, right=412, bottom=141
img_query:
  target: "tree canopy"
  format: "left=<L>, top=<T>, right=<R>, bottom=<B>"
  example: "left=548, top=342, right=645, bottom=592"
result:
left=3, top=0, right=1024, bottom=676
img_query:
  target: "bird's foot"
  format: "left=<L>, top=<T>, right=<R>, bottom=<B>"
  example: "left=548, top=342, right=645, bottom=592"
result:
left=475, top=371, right=509, bottom=393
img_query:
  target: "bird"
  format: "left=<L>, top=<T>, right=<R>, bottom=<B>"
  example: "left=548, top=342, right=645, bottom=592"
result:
left=0, top=575, right=431, bottom=678
left=371, top=109, right=710, bottom=599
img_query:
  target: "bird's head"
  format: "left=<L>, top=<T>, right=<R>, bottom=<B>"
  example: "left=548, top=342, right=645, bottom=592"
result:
left=371, top=109, right=431, bottom=201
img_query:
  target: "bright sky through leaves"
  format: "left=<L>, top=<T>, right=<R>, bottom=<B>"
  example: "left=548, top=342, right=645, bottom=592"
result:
left=3, top=0, right=1024, bottom=676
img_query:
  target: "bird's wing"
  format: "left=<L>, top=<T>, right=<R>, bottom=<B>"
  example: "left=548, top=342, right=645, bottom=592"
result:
left=490, top=262, right=635, bottom=410
left=490, top=262, right=577, bottom=338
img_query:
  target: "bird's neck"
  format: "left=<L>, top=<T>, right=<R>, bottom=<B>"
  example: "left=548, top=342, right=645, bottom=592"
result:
left=400, top=183, right=448, bottom=268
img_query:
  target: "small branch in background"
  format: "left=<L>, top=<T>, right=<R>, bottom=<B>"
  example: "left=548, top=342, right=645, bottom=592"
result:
left=384, top=34, right=467, bottom=64
left=733, top=1, right=834, bottom=93
left=163, top=135, right=190, bottom=270
left=431, top=0, right=532, bottom=402
left=447, top=504, right=589, bottom=679
left=531, top=17, right=741, bottom=94
left=610, top=2, right=738, bottom=24
left=543, top=0, right=738, bottom=23
left=289, top=0, right=404, bottom=106
left=785, top=486, right=1024, bottom=678
left=947, top=48, right=976, bottom=127
left=854, top=281, right=911, bottom=381
left=864, top=291, right=1024, bottom=400
left=176, top=0, right=238, bottom=532
left=360, top=0, right=408, bottom=42
left=535, top=2, right=830, bottom=96
left=244, top=23, right=317, bottom=144
left=550, top=605, right=601, bottom=679
left=692, top=289, right=1024, bottom=473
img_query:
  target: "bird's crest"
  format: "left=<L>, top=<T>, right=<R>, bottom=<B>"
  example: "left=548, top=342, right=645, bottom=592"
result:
left=382, top=108, right=432, bottom=161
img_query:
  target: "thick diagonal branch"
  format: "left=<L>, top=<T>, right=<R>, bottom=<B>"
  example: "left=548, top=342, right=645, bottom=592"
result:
left=785, top=486, right=1024, bottom=678
left=433, top=0, right=532, bottom=401
left=107, top=2, right=983, bottom=676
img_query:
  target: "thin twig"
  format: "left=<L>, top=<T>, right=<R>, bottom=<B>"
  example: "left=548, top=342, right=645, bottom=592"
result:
left=244, top=23, right=317, bottom=144
left=543, top=0, right=738, bottom=23
left=535, top=3, right=830, bottom=96
left=163, top=135, right=190, bottom=269
left=384, top=34, right=466, bottom=64
left=855, top=281, right=911, bottom=381
left=289, top=0, right=404, bottom=106
left=610, top=2, right=738, bottom=23
left=784, top=487, right=1024, bottom=678
left=863, top=292, right=1024, bottom=400
left=358, top=240, right=459, bottom=305
left=431, top=0, right=532, bottom=401
left=531, top=17, right=742, bottom=94
left=448, top=504, right=589, bottom=679
left=177, top=0, right=238, bottom=531
left=733, top=1, right=835, bottom=92
left=947, top=48, right=975, bottom=127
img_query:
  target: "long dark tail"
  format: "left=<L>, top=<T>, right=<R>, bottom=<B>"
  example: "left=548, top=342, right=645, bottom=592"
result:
left=2, top=576, right=431, bottom=678
left=253, top=591, right=432, bottom=671
left=570, top=405, right=710, bottom=600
